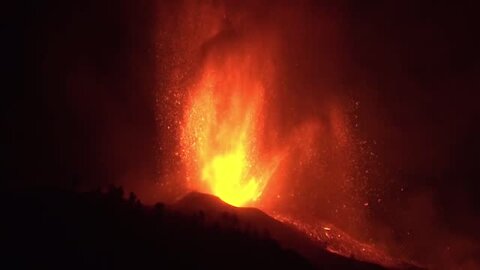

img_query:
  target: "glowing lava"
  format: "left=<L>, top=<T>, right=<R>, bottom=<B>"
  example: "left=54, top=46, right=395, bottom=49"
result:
left=181, top=49, right=280, bottom=207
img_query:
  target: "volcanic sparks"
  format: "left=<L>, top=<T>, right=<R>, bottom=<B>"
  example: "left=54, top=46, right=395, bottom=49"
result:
left=181, top=47, right=281, bottom=207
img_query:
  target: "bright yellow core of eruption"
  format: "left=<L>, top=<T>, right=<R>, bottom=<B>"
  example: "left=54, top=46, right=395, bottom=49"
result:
left=202, top=144, right=261, bottom=206
left=182, top=56, right=277, bottom=207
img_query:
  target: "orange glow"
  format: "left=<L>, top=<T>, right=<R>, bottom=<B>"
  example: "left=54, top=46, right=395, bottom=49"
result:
left=155, top=2, right=425, bottom=268
left=181, top=48, right=281, bottom=207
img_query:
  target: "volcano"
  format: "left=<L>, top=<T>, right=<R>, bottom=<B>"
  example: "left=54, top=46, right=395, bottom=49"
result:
left=173, top=192, right=420, bottom=269
left=3, top=187, right=418, bottom=270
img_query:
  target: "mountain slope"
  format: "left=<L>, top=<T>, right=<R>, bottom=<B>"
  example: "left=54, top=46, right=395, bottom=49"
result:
left=173, top=192, right=389, bottom=269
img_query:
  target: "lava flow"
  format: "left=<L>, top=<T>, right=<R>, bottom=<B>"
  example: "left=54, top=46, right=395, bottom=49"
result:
left=180, top=45, right=282, bottom=207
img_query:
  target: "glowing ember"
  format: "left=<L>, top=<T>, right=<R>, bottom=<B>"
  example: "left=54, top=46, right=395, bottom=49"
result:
left=273, top=215, right=410, bottom=269
left=181, top=49, right=280, bottom=207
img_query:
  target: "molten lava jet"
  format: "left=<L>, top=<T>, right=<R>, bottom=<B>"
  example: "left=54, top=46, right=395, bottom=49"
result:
left=157, top=1, right=420, bottom=268
left=181, top=48, right=281, bottom=207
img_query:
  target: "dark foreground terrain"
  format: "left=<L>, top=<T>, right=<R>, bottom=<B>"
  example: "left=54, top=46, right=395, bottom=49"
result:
left=3, top=187, right=388, bottom=269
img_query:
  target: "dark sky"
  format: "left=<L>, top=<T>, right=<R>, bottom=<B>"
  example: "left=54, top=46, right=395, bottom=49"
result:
left=3, top=0, right=480, bottom=267
left=4, top=0, right=159, bottom=192
left=348, top=0, right=480, bottom=231
left=343, top=2, right=480, bottom=265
